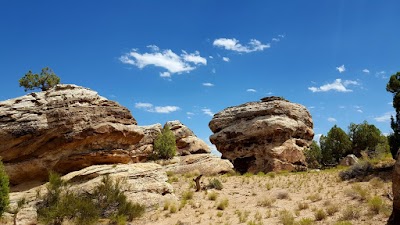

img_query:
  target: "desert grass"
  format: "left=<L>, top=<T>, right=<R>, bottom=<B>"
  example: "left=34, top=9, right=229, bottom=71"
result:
left=134, top=167, right=392, bottom=225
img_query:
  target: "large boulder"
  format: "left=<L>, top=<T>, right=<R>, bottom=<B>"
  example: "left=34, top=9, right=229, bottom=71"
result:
left=2, top=163, right=175, bottom=225
left=339, top=154, right=359, bottom=166
left=0, top=84, right=144, bottom=185
left=209, top=96, right=314, bottom=173
left=389, top=157, right=400, bottom=224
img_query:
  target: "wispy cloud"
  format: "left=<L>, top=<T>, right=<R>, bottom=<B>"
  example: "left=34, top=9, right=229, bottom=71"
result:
left=362, top=69, right=370, bottom=74
left=135, top=102, right=180, bottom=114
left=308, top=79, right=359, bottom=93
left=213, top=38, right=270, bottom=53
left=246, top=88, right=257, bottom=92
left=328, top=117, right=337, bottom=122
left=203, top=82, right=214, bottom=87
left=376, top=71, right=387, bottom=79
left=222, top=57, right=230, bottom=62
left=120, top=45, right=207, bottom=75
left=202, top=108, right=214, bottom=117
left=159, top=72, right=171, bottom=78
left=374, top=112, right=393, bottom=122
left=336, top=65, right=346, bottom=73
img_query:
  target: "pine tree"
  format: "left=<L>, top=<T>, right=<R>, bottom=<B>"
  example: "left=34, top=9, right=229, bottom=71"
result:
left=386, top=72, right=400, bottom=158
left=0, top=159, right=10, bottom=216
left=153, top=126, right=177, bottom=159
left=19, top=67, right=60, bottom=92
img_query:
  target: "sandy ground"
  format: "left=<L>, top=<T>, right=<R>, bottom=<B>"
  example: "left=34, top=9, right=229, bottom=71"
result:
left=134, top=168, right=393, bottom=225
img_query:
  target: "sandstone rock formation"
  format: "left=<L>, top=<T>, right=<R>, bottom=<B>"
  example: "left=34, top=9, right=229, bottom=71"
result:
left=209, top=96, right=314, bottom=173
left=166, top=120, right=211, bottom=155
left=389, top=157, right=400, bottom=224
left=163, top=154, right=234, bottom=175
left=2, top=163, right=175, bottom=225
left=0, top=84, right=144, bottom=185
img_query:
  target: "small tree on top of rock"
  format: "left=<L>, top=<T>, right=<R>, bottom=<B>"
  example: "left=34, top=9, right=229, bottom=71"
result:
left=19, top=67, right=60, bottom=92
left=152, top=125, right=177, bottom=160
left=0, top=158, right=10, bottom=217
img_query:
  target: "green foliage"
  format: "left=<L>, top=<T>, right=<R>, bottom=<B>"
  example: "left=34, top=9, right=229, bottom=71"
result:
left=208, top=178, right=223, bottom=190
left=348, top=121, right=382, bottom=156
left=386, top=71, right=400, bottom=158
left=37, top=173, right=144, bottom=225
left=152, top=125, right=177, bottom=159
left=320, top=125, right=352, bottom=164
left=339, top=161, right=372, bottom=180
left=0, top=159, right=9, bottom=217
left=304, top=140, right=322, bottom=168
left=19, top=67, right=60, bottom=92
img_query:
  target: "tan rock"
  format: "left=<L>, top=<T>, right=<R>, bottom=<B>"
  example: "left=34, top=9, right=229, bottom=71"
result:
left=339, top=154, right=359, bottom=166
left=2, top=163, right=175, bottom=225
left=0, top=84, right=144, bottom=185
left=209, top=96, right=314, bottom=173
left=163, top=154, right=234, bottom=175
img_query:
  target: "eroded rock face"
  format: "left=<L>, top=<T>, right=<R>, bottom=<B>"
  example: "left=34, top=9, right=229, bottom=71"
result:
left=209, top=97, right=314, bottom=173
left=389, top=157, right=400, bottom=224
left=2, top=163, right=175, bottom=225
left=0, top=84, right=144, bottom=185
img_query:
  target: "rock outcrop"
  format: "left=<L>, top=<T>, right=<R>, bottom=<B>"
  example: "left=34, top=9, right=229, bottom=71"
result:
left=166, top=120, right=211, bottom=155
left=0, top=84, right=144, bottom=185
left=339, top=154, right=359, bottom=166
left=162, top=154, right=234, bottom=175
left=3, top=163, right=175, bottom=225
left=389, top=157, right=400, bottom=224
left=209, top=96, right=314, bottom=173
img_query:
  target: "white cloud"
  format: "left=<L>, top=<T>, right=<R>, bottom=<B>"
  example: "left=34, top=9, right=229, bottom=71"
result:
left=213, top=38, right=270, bottom=53
left=308, top=79, right=359, bottom=93
left=314, top=133, right=322, bottom=144
left=357, top=109, right=363, bottom=113
left=328, top=117, right=337, bottom=122
left=159, top=72, right=171, bottom=78
left=135, top=102, right=153, bottom=109
left=202, top=108, right=214, bottom=117
left=374, top=112, right=393, bottom=122
left=308, top=106, right=315, bottom=109
left=272, top=38, right=280, bottom=42
left=146, top=45, right=159, bottom=51
left=153, top=106, right=180, bottom=113
left=135, top=102, right=180, bottom=114
left=182, top=50, right=207, bottom=65
left=362, top=69, right=370, bottom=74
left=186, top=112, right=194, bottom=115
left=211, top=68, right=216, bottom=74
left=246, top=88, right=257, bottom=92
left=278, top=34, right=285, bottom=38
left=209, top=56, right=214, bottom=59
left=203, top=82, right=214, bottom=87
left=120, top=45, right=207, bottom=75
left=336, top=65, right=346, bottom=73
left=266, top=92, right=273, bottom=95
left=376, top=71, right=387, bottom=79
left=222, top=57, right=230, bottom=62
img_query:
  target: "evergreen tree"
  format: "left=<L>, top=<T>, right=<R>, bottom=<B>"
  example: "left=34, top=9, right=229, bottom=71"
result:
left=0, top=159, right=9, bottom=216
left=320, top=125, right=352, bottom=164
left=153, top=125, right=177, bottom=159
left=386, top=72, right=400, bottom=158
left=348, top=121, right=382, bottom=156
left=304, top=140, right=322, bottom=168
left=19, top=67, right=60, bottom=92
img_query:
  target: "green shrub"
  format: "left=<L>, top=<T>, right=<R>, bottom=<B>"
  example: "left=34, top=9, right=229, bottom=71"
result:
left=368, top=196, right=383, bottom=214
left=208, top=178, right=223, bottom=190
left=208, top=191, right=218, bottom=201
left=152, top=126, right=177, bottom=159
left=216, top=198, right=229, bottom=210
left=314, top=209, right=327, bottom=221
left=0, top=159, right=9, bottom=217
left=297, top=218, right=314, bottom=225
left=339, top=161, right=372, bottom=180
left=340, top=205, right=360, bottom=221
left=37, top=173, right=145, bottom=225
left=278, top=210, right=294, bottom=225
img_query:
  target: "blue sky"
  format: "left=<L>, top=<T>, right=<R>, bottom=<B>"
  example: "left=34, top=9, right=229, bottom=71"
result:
left=1, top=1, right=399, bottom=153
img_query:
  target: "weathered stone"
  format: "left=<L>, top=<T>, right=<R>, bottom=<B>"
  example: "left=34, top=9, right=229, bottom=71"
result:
left=1, top=163, right=175, bottom=225
left=339, top=154, right=359, bottom=166
left=163, top=154, right=234, bottom=175
left=0, top=84, right=144, bottom=185
left=209, top=96, right=314, bottom=173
